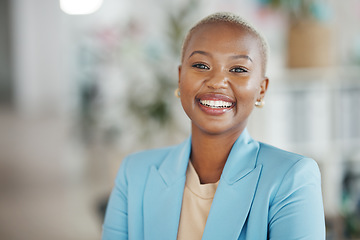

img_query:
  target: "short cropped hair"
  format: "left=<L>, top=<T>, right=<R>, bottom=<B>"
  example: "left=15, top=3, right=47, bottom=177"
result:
left=181, top=12, right=269, bottom=76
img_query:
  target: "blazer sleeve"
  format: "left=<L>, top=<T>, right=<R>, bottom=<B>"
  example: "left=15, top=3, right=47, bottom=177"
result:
left=102, top=157, right=129, bottom=240
left=268, top=158, right=325, bottom=240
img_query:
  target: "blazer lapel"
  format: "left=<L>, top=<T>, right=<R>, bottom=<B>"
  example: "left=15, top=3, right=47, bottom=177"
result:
left=143, top=137, right=191, bottom=240
left=202, top=129, right=262, bottom=240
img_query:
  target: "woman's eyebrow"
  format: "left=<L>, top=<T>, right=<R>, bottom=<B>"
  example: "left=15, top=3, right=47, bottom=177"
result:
left=188, top=51, right=253, bottom=62
left=188, top=50, right=211, bottom=59
left=230, top=54, right=253, bottom=62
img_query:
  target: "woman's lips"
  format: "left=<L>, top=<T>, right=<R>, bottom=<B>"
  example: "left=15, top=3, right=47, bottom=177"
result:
left=196, top=93, right=235, bottom=115
left=199, top=99, right=233, bottom=108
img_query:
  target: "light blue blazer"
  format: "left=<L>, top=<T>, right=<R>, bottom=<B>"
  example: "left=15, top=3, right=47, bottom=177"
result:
left=102, top=129, right=325, bottom=239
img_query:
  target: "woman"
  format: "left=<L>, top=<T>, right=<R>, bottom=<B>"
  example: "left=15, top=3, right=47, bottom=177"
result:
left=102, top=12, right=325, bottom=239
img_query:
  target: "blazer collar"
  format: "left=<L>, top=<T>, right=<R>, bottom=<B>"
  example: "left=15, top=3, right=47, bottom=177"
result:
left=143, top=129, right=261, bottom=240
left=143, top=137, right=191, bottom=240
left=158, top=136, right=191, bottom=186
left=221, top=128, right=260, bottom=184
left=202, top=129, right=262, bottom=239
left=157, top=128, right=259, bottom=186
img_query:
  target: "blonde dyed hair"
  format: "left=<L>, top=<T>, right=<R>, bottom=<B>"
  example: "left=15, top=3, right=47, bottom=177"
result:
left=181, top=12, right=269, bottom=76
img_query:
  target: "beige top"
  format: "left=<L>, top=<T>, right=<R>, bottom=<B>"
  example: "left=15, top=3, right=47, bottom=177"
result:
left=177, top=161, right=219, bottom=240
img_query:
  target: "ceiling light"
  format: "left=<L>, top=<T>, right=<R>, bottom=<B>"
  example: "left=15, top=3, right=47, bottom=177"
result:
left=60, top=0, right=104, bottom=15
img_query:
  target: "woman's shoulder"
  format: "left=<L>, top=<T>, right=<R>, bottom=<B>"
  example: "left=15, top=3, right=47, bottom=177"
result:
left=258, top=142, right=311, bottom=162
left=123, top=144, right=178, bottom=169
left=112, top=144, right=183, bottom=186
left=255, top=142, right=322, bottom=203
left=256, top=142, right=320, bottom=176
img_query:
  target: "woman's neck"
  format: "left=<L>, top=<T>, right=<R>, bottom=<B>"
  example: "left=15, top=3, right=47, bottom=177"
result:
left=190, top=126, right=244, bottom=184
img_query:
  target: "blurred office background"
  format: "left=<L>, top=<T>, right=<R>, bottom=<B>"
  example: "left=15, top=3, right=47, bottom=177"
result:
left=0, top=0, right=360, bottom=239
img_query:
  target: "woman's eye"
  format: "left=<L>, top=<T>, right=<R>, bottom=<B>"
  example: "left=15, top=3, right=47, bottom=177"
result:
left=230, top=67, right=247, bottom=73
left=192, top=63, right=210, bottom=70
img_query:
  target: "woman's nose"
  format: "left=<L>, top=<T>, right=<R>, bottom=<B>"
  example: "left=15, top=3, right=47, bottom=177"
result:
left=206, top=71, right=229, bottom=89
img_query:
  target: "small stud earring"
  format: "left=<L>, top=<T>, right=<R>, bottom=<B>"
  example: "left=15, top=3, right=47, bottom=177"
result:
left=255, top=99, right=265, bottom=108
left=174, top=88, right=180, bottom=98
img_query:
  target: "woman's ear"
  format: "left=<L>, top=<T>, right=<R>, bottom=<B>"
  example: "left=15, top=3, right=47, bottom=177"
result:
left=178, top=65, right=182, bottom=85
left=259, top=77, right=269, bottom=98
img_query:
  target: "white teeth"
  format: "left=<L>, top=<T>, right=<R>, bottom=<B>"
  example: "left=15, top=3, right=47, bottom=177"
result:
left=200, top=100, right=233, bottom=108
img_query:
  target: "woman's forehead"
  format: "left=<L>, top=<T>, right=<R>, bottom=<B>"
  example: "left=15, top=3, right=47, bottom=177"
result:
left=180, top=15, right=268, bottom=75
left=185, top=23, right=259, bottom=55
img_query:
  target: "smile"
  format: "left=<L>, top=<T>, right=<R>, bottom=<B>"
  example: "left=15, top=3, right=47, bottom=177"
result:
left=199, top=100, right=233, bottom=109
left=196, top=93, right=235, bottom=115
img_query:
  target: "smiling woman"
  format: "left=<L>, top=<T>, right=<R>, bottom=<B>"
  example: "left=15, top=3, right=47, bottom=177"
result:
left=179, top=21, right=267, bottom=141
left=102, top=12, right=326, bottom=240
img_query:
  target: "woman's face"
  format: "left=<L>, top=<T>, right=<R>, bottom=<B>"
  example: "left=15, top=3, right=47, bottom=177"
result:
left=178, top=22, right=268, bottom=136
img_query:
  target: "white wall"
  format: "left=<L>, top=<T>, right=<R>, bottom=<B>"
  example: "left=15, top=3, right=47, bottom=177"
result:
left=10, top=0, right=72, bottom=117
